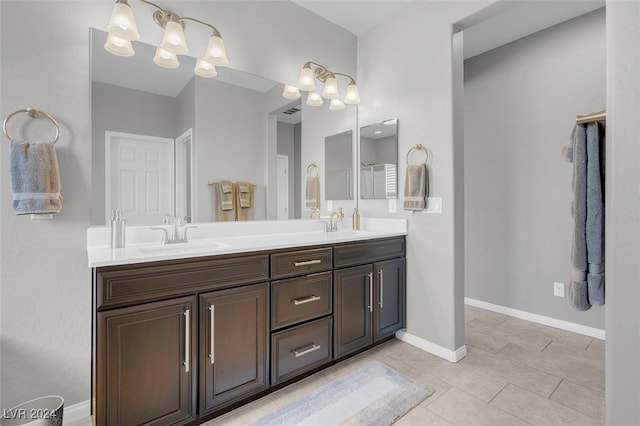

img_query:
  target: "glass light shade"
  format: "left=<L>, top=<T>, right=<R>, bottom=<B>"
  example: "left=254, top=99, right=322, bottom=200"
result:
left=282, top=85, right=301, bottom=100
left=104, top=33, right=135, bottom=57
left=107, top=2, right=140, bottom=41
left=160, top=20, right=189, bottom=55
left=297, top=67, right=316, bottom=91
left=194, top=59, right=217, bottom=78
left=329, top=99, right=345, bottom=111
left=204, top=35, right=229, bottom=66
left=306, top=92, right=323, bottom=107
left=321, top=76, right=339, bottom=99
left=344, top=83, right=361, bottom=104
left=153, top=47, right=180, bottom=68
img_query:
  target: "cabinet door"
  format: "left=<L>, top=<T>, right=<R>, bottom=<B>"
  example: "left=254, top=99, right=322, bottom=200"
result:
left=98, top=296, right=197, bottom=425
left=334, top=265, right=373, bottom=358
left=374, top=258, right=406, bottom=342
left=200, top=283, right=269, bottom=415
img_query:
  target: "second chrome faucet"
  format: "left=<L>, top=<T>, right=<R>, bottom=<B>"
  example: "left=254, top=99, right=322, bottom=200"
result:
left=151, top=215, right=198, bottom=244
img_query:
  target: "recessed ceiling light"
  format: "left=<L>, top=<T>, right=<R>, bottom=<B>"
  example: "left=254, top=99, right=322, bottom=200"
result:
left=374, top=130, right=382, bottom=134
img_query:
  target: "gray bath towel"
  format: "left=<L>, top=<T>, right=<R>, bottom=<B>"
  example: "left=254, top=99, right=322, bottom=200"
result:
left=564, top=122, right=605, bottom=311
left=403, top=164, right=428, bottom=211
left=9, top=139, right=63, bottom=215
left=585, top=123, right=605, bottom=305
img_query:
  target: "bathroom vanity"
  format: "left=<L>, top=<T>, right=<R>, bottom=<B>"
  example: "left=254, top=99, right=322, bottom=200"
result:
left=88, top=219, right=406, bottom=425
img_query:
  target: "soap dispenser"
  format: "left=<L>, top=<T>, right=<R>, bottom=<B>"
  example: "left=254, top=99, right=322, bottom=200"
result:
left=352, top=208, right=360, bottom=230
left=110, top=209, right=126, bottom=249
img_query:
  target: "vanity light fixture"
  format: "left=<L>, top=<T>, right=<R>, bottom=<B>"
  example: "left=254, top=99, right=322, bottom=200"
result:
left=283, top=61, right=361, bottom=110
left=104, top=0, right=229, bottom=78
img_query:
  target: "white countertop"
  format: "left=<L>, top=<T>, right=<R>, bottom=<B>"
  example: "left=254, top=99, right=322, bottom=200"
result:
left=87, top=218, right=407, bottom=268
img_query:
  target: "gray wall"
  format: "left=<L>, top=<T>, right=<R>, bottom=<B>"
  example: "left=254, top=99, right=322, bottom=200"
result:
left=464, top=9, right=605, bottom=329
left=193, top=77, right=267, bottom=222
left=606, top=1, right=640, bottom=422
left=0, top=0, right=356, bottom=410
left=325, top=130, right=353, bottom=200
left=91, top=81, right=179, bottom=224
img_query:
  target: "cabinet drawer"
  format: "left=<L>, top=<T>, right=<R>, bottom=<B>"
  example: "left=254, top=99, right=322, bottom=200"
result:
left=271, top=247, right=332, bottom=279
left=271, top=272, right=332, bottom=330
left=271, top=317, right=332, bottom=385
left=96, top=254, right=269, bottom=309
left=333, top=237, right=405, bottom=268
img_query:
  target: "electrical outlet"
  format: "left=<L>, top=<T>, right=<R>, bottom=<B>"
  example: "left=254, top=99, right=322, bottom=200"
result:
left=553, top=282, right=565, bottom=298
left=389, top=198, right=397, bottom=213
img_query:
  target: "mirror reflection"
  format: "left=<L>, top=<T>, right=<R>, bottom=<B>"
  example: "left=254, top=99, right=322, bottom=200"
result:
left=91, top=28, right=301, bottom=225
left=359, top=119, right=398, bottom=199
left=325, top=130, right=354, bottom=200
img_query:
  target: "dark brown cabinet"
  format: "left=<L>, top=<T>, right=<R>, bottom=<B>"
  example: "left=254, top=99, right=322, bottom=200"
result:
left=333, top=239, right=406, bottom=359
left=96, top=296, right=197, bottom=425
left=199, top=283, right=269, bottom=415
left=92, top=237, right=405, bottom=425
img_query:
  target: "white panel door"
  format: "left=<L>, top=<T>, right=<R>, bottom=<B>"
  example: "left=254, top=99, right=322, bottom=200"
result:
left=276, top=155, right=289, bottom=220
left=106, top=131, right=174, bottom=225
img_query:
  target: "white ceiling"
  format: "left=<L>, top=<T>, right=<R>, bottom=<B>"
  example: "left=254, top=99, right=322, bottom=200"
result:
left=291, top=0, right=605, bottom=58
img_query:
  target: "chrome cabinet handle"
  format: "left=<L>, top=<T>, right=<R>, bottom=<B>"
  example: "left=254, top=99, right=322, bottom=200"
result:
left=209, top=305, right=215, bottom=365
left=293, top=295, right=321, bottom=305
left=378, top=270, right=384, bottom=309
left=293, top=259, right=322, bottom=267
left=184, top=309, right=190, bottom=373
left=368, top=272, right=373, bottom=312
left=293, top=343, right=321, bottom=357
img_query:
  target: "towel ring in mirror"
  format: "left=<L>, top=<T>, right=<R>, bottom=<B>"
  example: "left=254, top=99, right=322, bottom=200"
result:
left=3, top=107, right=60, bottom=144
left=306, top=162, right=319, bottom=178
left=406, top=144, right=428, bottom=166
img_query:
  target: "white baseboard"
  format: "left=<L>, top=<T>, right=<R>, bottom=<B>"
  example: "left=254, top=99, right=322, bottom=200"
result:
left=396, top=330, right=467, bottom=362
left=465, top=297, right=606, bottom=340
left=63, top=399, right=90, bottom=424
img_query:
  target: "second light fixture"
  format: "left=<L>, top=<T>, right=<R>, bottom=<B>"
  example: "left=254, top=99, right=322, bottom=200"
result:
left=283, top=61, right=361, bottom=110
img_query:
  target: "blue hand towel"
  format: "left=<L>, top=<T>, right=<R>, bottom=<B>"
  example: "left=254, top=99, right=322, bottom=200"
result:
left=9, top=139, right=63, bottom=215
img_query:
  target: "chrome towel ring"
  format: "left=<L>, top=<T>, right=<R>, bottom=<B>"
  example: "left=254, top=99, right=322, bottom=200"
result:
left=3, top=107, right=60, bottom=144
left=406, top=144, right=428, bottom=166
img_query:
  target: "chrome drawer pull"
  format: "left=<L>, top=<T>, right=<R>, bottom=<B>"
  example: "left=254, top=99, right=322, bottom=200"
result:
left=209, top=305, right=215, bottom=365
left=293, top=259, right=322, bottom=267
left=379, top=269, right=384, bottom=308
left=184, top=309, right=190, bottom=373
left=293, top=295, right=321, bottom=305
left=368, top=272, right=373, bottom=312
left=293, top=343, right=321, bottom=357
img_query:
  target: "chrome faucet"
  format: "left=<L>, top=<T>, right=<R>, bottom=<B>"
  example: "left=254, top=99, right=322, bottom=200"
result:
left=327, top=209, right=344, bottom=232
left=151, top=215, right=198, bottom=244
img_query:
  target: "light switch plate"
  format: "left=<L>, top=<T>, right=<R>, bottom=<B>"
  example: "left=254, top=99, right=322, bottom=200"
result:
left=327, top=200, right=333, bottom=212
left=423, top=197, right=442, bottom=214
left=389, top=198, right=397, bottom=213
left=553, top=282, right=565, bottom=297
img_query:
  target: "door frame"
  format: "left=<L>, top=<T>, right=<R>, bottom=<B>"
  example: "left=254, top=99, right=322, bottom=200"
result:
left=175, top=128, right=195, bottom=222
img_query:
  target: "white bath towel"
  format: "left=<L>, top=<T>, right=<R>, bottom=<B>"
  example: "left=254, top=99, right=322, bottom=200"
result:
left=9, top=139, right=63, bottom=215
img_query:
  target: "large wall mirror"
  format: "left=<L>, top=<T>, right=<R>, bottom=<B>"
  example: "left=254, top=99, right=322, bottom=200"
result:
left=359, top=119, right=398, bottom=199
left=90, top=29, right=355, bottom=225
left=325, top=130, right=354, bottom=200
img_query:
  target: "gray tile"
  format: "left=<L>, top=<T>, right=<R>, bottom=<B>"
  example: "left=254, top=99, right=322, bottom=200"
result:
left=586, top=338, right=605, bottom=360
left=65, top=417, right=92, bottom=426
left=491, top=384, right=602, bottom=426
left=426, top=357, right=509, bottom=402
left=501, top=342, right=604, bottom=393
left=550, top=379, right=605, bottom=421
left=397, top=404, right=455, bottom=425
left=465, top=305, right=510, bottom=326
left=465, top=320, right=511, bottom=353
left=427, top=387, right=530, bottom=426
left=544, top=340, right=604, bottom=363
left=498, top=318, right=592, bottom=351
left=461, top=346, right=561, bottom=398
left=209, top=396, right=280, bottom=425
left=466, top=317, right=551, bottom=352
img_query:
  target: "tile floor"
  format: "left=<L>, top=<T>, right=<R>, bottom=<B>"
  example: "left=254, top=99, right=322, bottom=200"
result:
left=69, top=305, right=605, bottom=425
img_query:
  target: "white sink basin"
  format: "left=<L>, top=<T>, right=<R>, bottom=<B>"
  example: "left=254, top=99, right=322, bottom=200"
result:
left=138, top=240, right=231, bottom=255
